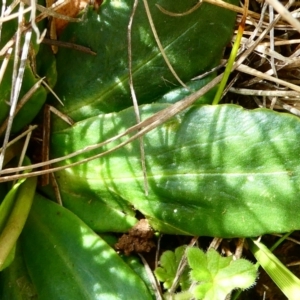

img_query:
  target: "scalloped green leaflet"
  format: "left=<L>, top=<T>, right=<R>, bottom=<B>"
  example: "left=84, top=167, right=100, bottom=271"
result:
left=187, top=248, right=257, bottom=299
left=20, top=194, right=153, bottom=300
left=155, top=245, right=190, bottom=290
left=51, top=104, right=300, bottom=237
left=52, top=0, right=237, bottom=123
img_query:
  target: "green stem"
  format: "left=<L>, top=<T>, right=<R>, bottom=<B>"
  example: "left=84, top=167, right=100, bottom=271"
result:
left=212, top=26, right=243, bottom=105
left=212, top=1, right=248, bottom=105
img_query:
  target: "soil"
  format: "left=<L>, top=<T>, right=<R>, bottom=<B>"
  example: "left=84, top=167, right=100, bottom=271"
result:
left=115, top=219, right=156, bottom=256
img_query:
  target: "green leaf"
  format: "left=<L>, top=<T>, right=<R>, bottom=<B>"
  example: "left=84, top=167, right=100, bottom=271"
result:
left=207, top=249, right=232, bottom=276
left=248, top=238, right=300, bottom=300
left=0, top=243, right=37, bottom=300
left=40, top=176, right=138, bottom=233
left=122, top=255, right=157, bottom=299
left=187, top=248, right=257, bottom=300
left=154, top=245, right=190, bottom=290
left=20, top=194, right=153, bottom=299
left=215, top=259, right=257, bottom=290
left=50, top=104, right=300, bottom=237
left=52, top=0, right=237, bottom=123
left=0, top=178, right=26, bottom=234
left=0, top=176, right=37, bottom=270
left=187, top=247, right=210, bottom=282
left=35, top=43, right=57, bottom=89
left=0, top=59, right=47, bottom=135
left=157, top=74, right=217, bottom=105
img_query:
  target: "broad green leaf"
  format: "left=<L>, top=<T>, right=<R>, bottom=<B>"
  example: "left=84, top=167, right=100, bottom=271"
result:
left=154, top=245, right=190, bottom=290
left=187, top=248, right=257, bottom=300
left=20, top=194, right=153, bottom=300
left=122, top=255, right=157, bottom=299
left=0, top=243, right=37, bottom=300
left=40, top=177, right=138, bottom=233
left=50, top=104, right=300, bottom=237
left=52, top=0, right=237, bottom=123
left=157, top=74, right=217, bottom=105
left=35, top=43, right=57, bottom=89
left=248, top=238, right=300, bottom=300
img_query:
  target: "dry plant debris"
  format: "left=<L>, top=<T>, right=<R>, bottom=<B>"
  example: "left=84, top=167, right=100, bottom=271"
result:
left=226, top=0, right=300, bottom=116
left=47, top=0, right=102, bottom=35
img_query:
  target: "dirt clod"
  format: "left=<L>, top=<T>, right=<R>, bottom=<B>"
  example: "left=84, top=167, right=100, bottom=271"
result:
left=115, top=219, right=156, bottom=256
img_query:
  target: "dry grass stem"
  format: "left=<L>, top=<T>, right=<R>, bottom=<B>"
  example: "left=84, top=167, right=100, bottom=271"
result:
left=128, top=0, right=148, bottom=196
left=0, top=47, right=12, bottom=85
left=0, top=6, right=32, bottom=23
left=143, top=0, right=187, bottom=88
left=236, top=64, right=300, bottom=92
left=157, top=0, right=262, bottom=19
left=230, top=87, right=300, bottom=97
left=168, top=237, right=198, bottom=295
left=0, top=78, right=44, bottom=136
left=0, top=125, right=37, bottom=153
left=16, top=124, right=33, bottom=171
left=265, top=0, right=300, bottom=31
left=138, top=253, right=163, bottom=300
left=49, top=173, right=63, bottom=205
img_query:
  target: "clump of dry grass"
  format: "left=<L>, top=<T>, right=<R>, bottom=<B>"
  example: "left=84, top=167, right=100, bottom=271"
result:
left=226, top=0, right=300, bottom=116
